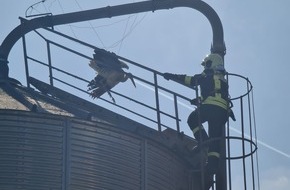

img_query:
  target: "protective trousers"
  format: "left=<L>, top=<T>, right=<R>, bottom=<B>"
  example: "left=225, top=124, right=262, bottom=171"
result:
left=187, top=104, right=228, bottom=175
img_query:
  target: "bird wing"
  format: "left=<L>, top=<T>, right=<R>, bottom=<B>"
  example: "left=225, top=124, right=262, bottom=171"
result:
left=93, top=48, right=129, bottom=70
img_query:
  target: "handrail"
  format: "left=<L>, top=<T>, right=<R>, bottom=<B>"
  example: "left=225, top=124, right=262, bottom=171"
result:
left=25, top=28, right=188, bottom=132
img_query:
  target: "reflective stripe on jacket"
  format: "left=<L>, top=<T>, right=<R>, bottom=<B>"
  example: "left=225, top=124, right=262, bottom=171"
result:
left=185, top=70, right=229, bottom=110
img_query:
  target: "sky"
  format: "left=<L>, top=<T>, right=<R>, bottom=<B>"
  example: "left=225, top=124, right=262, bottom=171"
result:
left=1, top=0, right=290, bottom=189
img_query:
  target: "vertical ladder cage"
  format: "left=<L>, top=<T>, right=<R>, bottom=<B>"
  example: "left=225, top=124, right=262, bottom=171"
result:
left=191, top=73, right=259, bottom=190
left=226, top=73, right=259, bottom=190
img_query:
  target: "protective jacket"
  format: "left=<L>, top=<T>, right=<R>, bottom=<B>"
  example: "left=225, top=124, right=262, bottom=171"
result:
left=165, top=69, right=229, bottom=110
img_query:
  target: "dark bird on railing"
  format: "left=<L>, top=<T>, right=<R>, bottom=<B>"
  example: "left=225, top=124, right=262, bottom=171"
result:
left=87, top=48, right=136, bottom=103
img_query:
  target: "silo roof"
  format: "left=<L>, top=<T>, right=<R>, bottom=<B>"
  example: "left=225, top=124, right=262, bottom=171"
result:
left=0, top=78, right=75, bottom=117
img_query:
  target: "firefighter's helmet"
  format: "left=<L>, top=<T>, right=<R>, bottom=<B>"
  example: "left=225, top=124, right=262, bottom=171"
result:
left=201, top=53, right=225, bottom=71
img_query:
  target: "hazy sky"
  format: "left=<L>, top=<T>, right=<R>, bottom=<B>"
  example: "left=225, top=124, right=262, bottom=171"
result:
left=1, top=0, right=290, bottom=189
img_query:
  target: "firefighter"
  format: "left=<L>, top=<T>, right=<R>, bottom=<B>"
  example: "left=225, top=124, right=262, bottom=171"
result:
left=163, top=53, right=234, bottom=188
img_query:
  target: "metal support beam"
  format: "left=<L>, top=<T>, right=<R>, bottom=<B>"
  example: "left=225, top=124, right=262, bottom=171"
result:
left=0, top=0, right=225, bottom=79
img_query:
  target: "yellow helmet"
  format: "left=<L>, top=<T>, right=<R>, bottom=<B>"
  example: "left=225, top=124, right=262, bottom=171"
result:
left=201, top=53, right=225, bottom=71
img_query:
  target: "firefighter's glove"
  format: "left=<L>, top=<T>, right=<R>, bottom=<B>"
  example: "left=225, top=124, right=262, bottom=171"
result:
left=190, top=97, right=201, bottom=106
left=163, top=73, right=175, bottom=80
left=229, top=109, right=236, bottom=121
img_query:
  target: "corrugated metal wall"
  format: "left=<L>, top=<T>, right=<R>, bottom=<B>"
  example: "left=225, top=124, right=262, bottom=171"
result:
left=0, top=110, right=192, bottom=190
left=69, top=121, right=143, bottom=190
left=0, top=111, right=64, bottom=190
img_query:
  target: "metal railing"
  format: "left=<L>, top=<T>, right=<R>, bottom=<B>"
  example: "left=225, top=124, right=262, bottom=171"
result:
left=21, top=26, right=192, bottom=133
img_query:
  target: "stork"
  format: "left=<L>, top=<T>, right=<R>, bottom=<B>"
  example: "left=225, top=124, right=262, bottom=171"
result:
left=87, top=48, right=136, bottom=103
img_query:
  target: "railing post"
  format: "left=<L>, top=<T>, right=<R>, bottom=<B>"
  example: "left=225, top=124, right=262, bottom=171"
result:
left=173, top=94, right=180, bottom=132
left=153, top=72, right=161, bottom=131
left=20, top=19, right=30, bottom=87
left=46, top=41, right=54, bottom=86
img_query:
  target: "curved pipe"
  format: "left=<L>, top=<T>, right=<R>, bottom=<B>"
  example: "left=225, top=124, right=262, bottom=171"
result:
left=0, top=0, right=225, bottom=78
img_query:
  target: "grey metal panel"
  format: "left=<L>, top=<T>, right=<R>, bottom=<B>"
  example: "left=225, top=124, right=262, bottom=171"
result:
left=146, top=141, right=190, bottom=190
left=0, top=112, right=64, bottom=190
left=69, top=121, right=142, bottom=190
left=0, top=111, right=194, bottom=190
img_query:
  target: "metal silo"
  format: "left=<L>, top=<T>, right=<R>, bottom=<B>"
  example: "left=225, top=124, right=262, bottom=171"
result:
left=0, top=79, right=198, bottom=190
